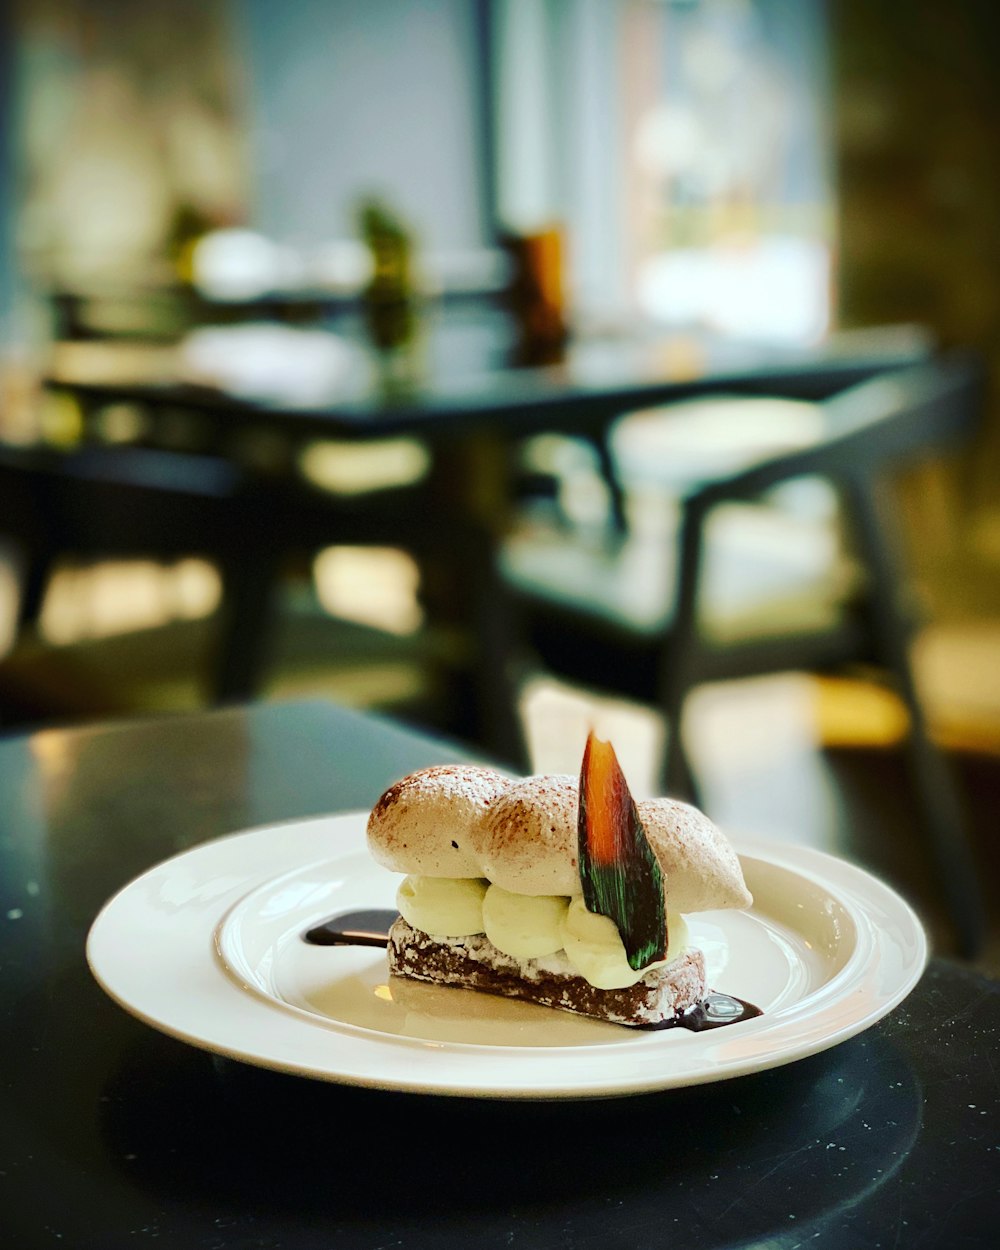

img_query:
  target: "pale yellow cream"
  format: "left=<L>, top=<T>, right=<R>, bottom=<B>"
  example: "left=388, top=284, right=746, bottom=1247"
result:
left=559, top=897, right=690, bottom=989
left=395, top=874, right=488, bottom=936
left=396, top=874, right=689, bottom=989
left=482, top=884, right=568, bottom=959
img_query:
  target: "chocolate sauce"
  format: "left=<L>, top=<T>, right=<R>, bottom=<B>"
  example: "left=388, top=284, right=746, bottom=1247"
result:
left=302, top=912, right=762, bottom=1031
left=303, top=909, right=397, bottom=948
left=670, top=992, right=763, bottom=1032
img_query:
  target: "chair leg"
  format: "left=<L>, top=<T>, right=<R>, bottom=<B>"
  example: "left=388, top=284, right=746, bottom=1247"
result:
left=657, top=498, right=706, bottom=803
left=844, top=474, right=986, bottom=958
left=590, top=432, right=629, bottom=536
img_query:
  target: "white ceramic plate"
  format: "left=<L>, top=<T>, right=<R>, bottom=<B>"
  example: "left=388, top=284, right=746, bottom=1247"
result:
left=86, top=813, right=927, bottom=1099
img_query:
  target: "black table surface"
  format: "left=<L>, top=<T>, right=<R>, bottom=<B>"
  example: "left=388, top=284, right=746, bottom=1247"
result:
left=45, top=322, right=933, bottom=443
left=1, top=699, right=997, bottom=1249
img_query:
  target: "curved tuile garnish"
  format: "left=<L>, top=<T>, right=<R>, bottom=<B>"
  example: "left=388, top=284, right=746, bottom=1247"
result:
left=577, top=732, right=667, bottom=970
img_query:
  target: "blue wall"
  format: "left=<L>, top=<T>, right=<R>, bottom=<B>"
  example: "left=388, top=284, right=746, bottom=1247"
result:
left=236, top=0, right=489, bottom=251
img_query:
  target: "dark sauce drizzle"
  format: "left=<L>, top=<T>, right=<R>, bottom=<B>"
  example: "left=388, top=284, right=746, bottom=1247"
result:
left=303, top=910, right=762, bottom=1030
left=303, top=909, right=397, bottom=948
left=654, top=992, right=763, bottom=1032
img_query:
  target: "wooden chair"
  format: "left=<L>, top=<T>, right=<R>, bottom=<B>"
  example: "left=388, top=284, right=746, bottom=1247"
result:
left=500, top=355, right=987, bottom=956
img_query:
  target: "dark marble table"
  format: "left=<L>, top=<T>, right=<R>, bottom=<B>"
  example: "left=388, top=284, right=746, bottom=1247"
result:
left=1, top=700, right=997, bottom=1248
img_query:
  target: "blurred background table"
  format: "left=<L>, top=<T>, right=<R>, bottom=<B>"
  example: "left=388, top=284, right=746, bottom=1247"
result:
left=34, top=324, right=935, bottom=753
left=44, top=321, right=933, bottom=447
left=0, top=698, right=997, bottom=1249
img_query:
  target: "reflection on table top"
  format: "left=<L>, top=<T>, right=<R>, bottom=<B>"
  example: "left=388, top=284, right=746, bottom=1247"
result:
left=45, top=320, right=935, bottom=441
left=0, top=698, right=997, bottom=1249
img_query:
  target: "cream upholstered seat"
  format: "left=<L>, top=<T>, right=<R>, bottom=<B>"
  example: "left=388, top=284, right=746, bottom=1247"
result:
left=503, top=496, right=858, bottom=647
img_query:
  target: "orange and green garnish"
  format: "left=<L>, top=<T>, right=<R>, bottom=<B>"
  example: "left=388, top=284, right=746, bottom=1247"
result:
left=577, top=732, right=667, bottom=970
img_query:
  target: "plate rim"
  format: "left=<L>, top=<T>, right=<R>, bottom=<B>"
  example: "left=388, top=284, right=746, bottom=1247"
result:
left=86, top=812, right=929, bottom=1099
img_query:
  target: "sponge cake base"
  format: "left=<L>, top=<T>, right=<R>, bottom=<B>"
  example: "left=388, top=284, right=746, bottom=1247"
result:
left=386, top=917, right=707, bottom=1029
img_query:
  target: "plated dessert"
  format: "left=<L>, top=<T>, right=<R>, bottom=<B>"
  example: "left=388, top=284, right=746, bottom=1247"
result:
left=365, top=734, right=759, bottom=1030
left=87, top=739, right=926, bottom=1092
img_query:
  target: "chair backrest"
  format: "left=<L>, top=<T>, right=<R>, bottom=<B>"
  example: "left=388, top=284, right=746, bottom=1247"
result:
left=692, top=355, right=983, bottom=510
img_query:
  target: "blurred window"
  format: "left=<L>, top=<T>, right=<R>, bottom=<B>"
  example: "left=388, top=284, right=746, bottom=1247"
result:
left=493, top=0, right=833, bottom=343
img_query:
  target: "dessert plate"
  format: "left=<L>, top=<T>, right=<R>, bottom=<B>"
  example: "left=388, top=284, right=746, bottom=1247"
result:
left=86, top=812, right=927, bottom=1099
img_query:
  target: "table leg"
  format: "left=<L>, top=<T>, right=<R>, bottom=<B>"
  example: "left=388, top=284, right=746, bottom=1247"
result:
left=417, top=434, right=528, bottom=768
